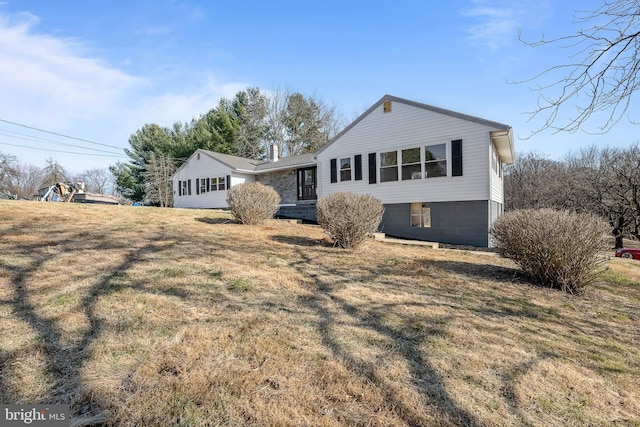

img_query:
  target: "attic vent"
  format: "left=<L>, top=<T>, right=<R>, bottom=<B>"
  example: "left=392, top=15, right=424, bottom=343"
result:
left=383, top=100, right=392, bottom=113
left=197, top=152, right=201, bottom=160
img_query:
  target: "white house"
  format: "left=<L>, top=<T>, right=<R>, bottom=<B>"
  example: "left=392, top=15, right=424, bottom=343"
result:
left=314, top=95, right=514, bottom=247
left=172, top=94, right=514, bottom=247
left=172, top=149, right=318, bottom=220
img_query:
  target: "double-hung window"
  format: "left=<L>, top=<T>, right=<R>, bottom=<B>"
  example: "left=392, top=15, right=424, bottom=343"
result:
left=340, top=157, right=352, bottom=181
left=199, top=179, right=207, bottom=194
left=209, top=176, right=226, bottom=191
left=181, top=180, right=189, bottom=195
left=402, top=148, right=421, bottom=180
left=425, top=144, right=447, bottom=178
left=380, top=151, right=398, bottom=182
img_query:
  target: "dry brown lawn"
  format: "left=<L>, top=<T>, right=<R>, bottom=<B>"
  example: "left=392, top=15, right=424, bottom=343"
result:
left=0, top=200, right=638, bottom=426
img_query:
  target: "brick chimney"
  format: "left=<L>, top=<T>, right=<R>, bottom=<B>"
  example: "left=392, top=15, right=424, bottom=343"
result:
left=269, top=144, right=279, bottom=163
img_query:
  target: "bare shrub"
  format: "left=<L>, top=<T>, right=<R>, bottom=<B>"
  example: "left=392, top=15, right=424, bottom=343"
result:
left=226, top=182, right=280, bottom=225
left=317, top=192, right=384, bottom=249
left=490, top=209, right=609, bottom=293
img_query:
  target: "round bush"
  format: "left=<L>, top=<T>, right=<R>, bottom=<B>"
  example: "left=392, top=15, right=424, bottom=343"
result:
left=317, top=192, right=384, bottom=249
left=490, top=209, right=609, bottom=293
left=226, top=182, right=281, bottom=225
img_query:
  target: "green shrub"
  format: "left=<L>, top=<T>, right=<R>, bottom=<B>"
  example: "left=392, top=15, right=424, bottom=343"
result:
left=317, top=192, right=384, bottom=249
left=490, top=209, right=609, bottom=294
left=226, top=182, right=280, bottom=225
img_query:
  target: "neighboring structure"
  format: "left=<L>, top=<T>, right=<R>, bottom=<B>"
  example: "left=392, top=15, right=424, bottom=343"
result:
left=34, top=182, right=120, bottom=205
left=172, top=94, right=514, bottom=247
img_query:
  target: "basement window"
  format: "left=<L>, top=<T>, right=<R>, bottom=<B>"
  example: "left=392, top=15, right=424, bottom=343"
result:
left=411, top=202, right=431, bottom=228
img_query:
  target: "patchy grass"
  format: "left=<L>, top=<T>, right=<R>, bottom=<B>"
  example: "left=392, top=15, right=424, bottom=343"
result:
left=227, top=277, right=254, bottom=292
left=0, top=200, right=639, bottom=426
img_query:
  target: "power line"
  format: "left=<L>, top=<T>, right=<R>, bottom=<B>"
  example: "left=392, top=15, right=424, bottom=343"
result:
left=0, top=140, right=128, bottom=158
left=0, top=130, right=124, bottom=155
left=0, top=117, right=125, bottom=150
left=0, top=118, right=190, bottom=163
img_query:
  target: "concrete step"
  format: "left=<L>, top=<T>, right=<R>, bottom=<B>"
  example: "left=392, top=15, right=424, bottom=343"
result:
left=372, top=232, right=439, bottom=249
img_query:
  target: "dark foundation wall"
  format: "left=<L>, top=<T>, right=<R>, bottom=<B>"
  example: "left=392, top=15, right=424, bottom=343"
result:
left=380, top=200, right=490, bottom=247
left=276, top=202, right=317, bottom=222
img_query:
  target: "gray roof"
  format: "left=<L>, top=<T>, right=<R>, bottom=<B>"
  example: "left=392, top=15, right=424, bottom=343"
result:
left=254, top=152, right=315, bottom=172
left=314, top=94, right=512, bottom=157
left=198, top=149, right=315, bottom=173
left=200, top=150, right=261, bottom=171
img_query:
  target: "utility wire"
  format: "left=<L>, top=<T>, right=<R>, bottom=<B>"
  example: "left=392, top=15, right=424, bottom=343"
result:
left=0, top=117, right=125, bottom=150
left=0, top=118, right=190, bottom=162
left=0, top=130, right=124, bottom=155
left=0, top=140, right=128, bottom=158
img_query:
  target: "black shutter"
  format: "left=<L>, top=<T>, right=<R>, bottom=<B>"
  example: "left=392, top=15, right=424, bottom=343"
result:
left=368, top=153, right=377, bottom=184
left=226, top=175, right=231, bottom=190
left=354, top=155, right=362, bottom=181
left=178, top=180, right=182, bottom=196
left=330, top=159, right=337, bottom=183
left=206, top=178, right=210, bottom=192
left=187, top=179, right=192, bottom=195
left=452, top=139, right=463, bottom=177
left=196, top=178, right=200, bottom=194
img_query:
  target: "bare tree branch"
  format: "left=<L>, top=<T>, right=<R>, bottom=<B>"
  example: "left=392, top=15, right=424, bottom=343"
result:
left=516, top=0, right=640, bottom=136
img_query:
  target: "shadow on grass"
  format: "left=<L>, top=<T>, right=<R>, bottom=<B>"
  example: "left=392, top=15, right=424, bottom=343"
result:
left=290, top=246, right=483, bottom=426
left=270, top=234, right=333, bottom=247
left=195, top=217, right=238, bottom=225
left=418, top=259, right=520, bottom=286
left=0, top=229, right=180, bottom=422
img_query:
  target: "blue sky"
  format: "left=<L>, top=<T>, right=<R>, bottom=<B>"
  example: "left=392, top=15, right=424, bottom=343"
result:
left=0, top=0, right=637, bottom=175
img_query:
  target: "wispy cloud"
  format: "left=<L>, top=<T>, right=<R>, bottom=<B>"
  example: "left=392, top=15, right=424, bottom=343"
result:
left=0, top=11, right=248, bottom=170
left=0, top=13, right=140, bottom=128
left=461, top=0, right=550, bottom=50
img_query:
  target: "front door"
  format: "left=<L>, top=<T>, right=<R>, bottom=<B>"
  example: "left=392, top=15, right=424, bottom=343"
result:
left=297, top=167, right=317, bottom=200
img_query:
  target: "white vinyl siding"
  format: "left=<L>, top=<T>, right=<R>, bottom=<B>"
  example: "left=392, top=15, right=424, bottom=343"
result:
left=173, top=150, right=254, bottom=208
left=490, top=143, right=504, bottom=203
left=317, top=101, right=494, bottom=204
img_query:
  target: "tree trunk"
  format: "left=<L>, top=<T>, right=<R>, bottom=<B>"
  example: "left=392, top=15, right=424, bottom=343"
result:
left=613, top=216, right=624, bottom=248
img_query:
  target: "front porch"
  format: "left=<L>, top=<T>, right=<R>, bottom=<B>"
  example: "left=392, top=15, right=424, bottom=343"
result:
left=257, top=165, right=318, bottom=222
